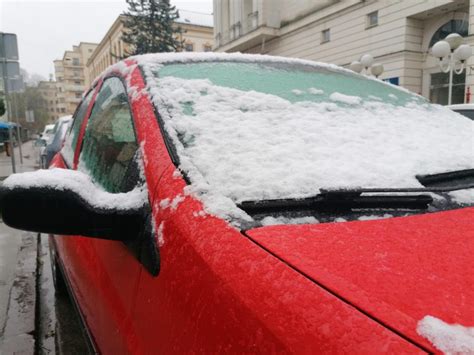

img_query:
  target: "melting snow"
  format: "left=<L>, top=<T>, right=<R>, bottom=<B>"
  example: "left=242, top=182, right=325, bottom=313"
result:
left=2, top=168, right=147, bottom=210
left=417, top=315, right=474, bottom=354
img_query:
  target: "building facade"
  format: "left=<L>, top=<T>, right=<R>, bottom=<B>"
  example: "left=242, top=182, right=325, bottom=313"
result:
left=86, top=11, right=214, bottom=85
left=213, top=0, right=474, bottom=105
left=37, top=80, right=59, bottom=123
left=54, top=42, right=98, bottom=115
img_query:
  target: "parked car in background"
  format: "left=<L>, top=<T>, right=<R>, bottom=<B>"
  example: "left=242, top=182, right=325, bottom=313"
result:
left=1, top=53, right=472, bottom=354
left=41, top=116, right=72, bottom=168
left=40, top=123, right=55, bottom=144
left=447, top=103, right=474, bottom=120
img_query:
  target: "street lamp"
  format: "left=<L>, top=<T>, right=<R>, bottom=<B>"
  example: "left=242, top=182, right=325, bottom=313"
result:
left=431, top=33, right=473, bottom=105
left=350, top=54, right=384, bottom=78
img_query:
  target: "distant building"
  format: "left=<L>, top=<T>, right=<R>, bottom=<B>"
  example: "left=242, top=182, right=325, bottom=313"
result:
left=54, top=42, right=98, bottom=115
left=86, top=11, right=214, bottom=86
left=213, top=0, right=474, bottom=105
left=37, top=80, right=59, bottom=123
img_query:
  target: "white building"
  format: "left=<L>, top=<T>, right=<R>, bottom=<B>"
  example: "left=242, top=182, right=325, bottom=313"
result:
left=213, top=0, right=474, bottom=104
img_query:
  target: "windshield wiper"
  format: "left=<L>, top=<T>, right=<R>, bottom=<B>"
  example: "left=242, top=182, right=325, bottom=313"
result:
left=238, top=184, right=474, bottom=214
left=417, top=169, right=474, bottom=188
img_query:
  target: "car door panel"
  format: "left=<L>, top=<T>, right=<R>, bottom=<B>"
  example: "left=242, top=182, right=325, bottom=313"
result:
left=52, top=75, right=144, bottom=354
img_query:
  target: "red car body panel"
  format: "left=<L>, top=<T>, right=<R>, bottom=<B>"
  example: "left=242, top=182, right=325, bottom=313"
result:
left=246, top=208, right=474, bottom=351
left=47, top=60, right=471, bottom=353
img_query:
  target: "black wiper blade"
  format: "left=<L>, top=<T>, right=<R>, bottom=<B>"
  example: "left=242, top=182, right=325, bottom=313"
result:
left=239, top=189, right=435, bottom=214
left=417, top=169, right=474, bottom=187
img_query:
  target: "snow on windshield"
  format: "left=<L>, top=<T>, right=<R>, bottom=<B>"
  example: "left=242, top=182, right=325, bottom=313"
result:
left=2, top=168, right=147, bottom=211
left=139, top=55, right=473, bottom=222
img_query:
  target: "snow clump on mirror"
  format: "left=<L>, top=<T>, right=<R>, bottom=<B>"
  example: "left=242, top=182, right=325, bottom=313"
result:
left=2, top=169, right=147, bottom=211
left=417, top=315, right=474, bottom=354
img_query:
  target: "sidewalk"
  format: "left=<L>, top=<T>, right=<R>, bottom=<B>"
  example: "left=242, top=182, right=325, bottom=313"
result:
left=0, top=141, right=39, bottom=354
left=0, top=140, right=39, bottom=179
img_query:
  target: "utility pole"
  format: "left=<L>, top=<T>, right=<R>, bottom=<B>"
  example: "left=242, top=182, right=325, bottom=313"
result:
left=0, top=32, right=16, bottom=173
left=11, top=93, right=23, bottom=164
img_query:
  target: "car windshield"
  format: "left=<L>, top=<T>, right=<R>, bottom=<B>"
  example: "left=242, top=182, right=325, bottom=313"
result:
left=143, top=59, right=473, bottom=220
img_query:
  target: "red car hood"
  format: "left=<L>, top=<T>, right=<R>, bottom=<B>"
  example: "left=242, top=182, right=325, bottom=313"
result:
left=246, top=208, right=474, bottom=350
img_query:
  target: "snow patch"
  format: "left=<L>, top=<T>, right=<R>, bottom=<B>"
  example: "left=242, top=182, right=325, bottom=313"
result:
left=309, top=87, right=324, bottom=95
left=2, top=168, right=147, bottom=210
left=449, top=189, right=474, bottom=205
left=329, top=92, right=362, bottom=105
left=358, top=214, right=393, bottom=221
left=156, top=222, right=165, bottom=247
left=417, top=315, right=474, bottom=354
left=260, top=216, right=319, bottom=226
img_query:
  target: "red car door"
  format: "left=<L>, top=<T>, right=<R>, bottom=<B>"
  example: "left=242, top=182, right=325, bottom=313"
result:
left=52, top=75, right=147, bottom=354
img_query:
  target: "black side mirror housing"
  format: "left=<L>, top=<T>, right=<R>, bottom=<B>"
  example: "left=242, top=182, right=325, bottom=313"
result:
left=0, top=176, right=160, bottom=276
left=0, top=186, right=142, bottom=240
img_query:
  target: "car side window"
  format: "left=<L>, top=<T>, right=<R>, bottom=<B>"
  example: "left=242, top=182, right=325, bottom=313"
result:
left=80, top=77, right=139, bottom=193
left=62, top=89, right=94, bottom=166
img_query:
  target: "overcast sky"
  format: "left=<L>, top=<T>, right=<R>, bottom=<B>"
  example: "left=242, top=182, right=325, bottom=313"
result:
left=0, top=0, right=213, bottom=79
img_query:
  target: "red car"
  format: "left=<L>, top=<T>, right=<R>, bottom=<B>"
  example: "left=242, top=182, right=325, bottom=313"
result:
left=1, top=53, right=473, bottom=354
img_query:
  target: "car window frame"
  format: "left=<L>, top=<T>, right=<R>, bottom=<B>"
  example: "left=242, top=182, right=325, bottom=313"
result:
left=77, top=74, right=143, bottom=193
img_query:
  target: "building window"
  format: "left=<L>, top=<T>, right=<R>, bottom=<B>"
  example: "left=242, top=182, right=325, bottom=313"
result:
left=203, top=44, right=212, bottom=52
left=61, top=108, right=66, bottom=113
left=73, top=70, right=80, bottom=77
left=185, top=43, right=194, bottom=52
left=430, top=71, right=466, bottom=105
left=74, top=80, right=81, bottom=85
left=72, top=58, right=80, bottom=66
left=366, top=11, right=378, bottom=28
left=429, top=19, right=468, bottom=47
left=321, top=29, right=330, bottom=44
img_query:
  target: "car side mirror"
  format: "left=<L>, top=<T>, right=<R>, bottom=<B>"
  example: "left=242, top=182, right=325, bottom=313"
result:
left=0, top=169, right=160, bottom=275
left=0, top=185, right=143, bottom=240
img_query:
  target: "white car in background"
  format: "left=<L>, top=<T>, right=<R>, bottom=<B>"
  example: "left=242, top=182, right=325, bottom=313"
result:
left=447, top=103, right=474, bottom=120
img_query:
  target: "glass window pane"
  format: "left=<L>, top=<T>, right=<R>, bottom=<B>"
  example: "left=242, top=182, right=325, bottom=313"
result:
left=81, top=77, right=138, bottom=193
left=62, top=89, right=94, bottom=165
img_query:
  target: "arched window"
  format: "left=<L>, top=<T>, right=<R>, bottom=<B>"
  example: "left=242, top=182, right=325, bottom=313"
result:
left=429, top=19, right=468, bottom=47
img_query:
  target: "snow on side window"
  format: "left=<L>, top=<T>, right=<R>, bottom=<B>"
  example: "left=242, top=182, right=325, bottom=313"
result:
left=140, top=58, right=473, bottom=223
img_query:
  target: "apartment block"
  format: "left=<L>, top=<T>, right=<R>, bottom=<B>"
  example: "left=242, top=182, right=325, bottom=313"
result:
left=54, top=42, right=98, bottom=115
left=213, top=0, right=474, bottom=105
left=86, top=11, right=214, bottom=85
left=37, top=80, right=59, bottom=123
